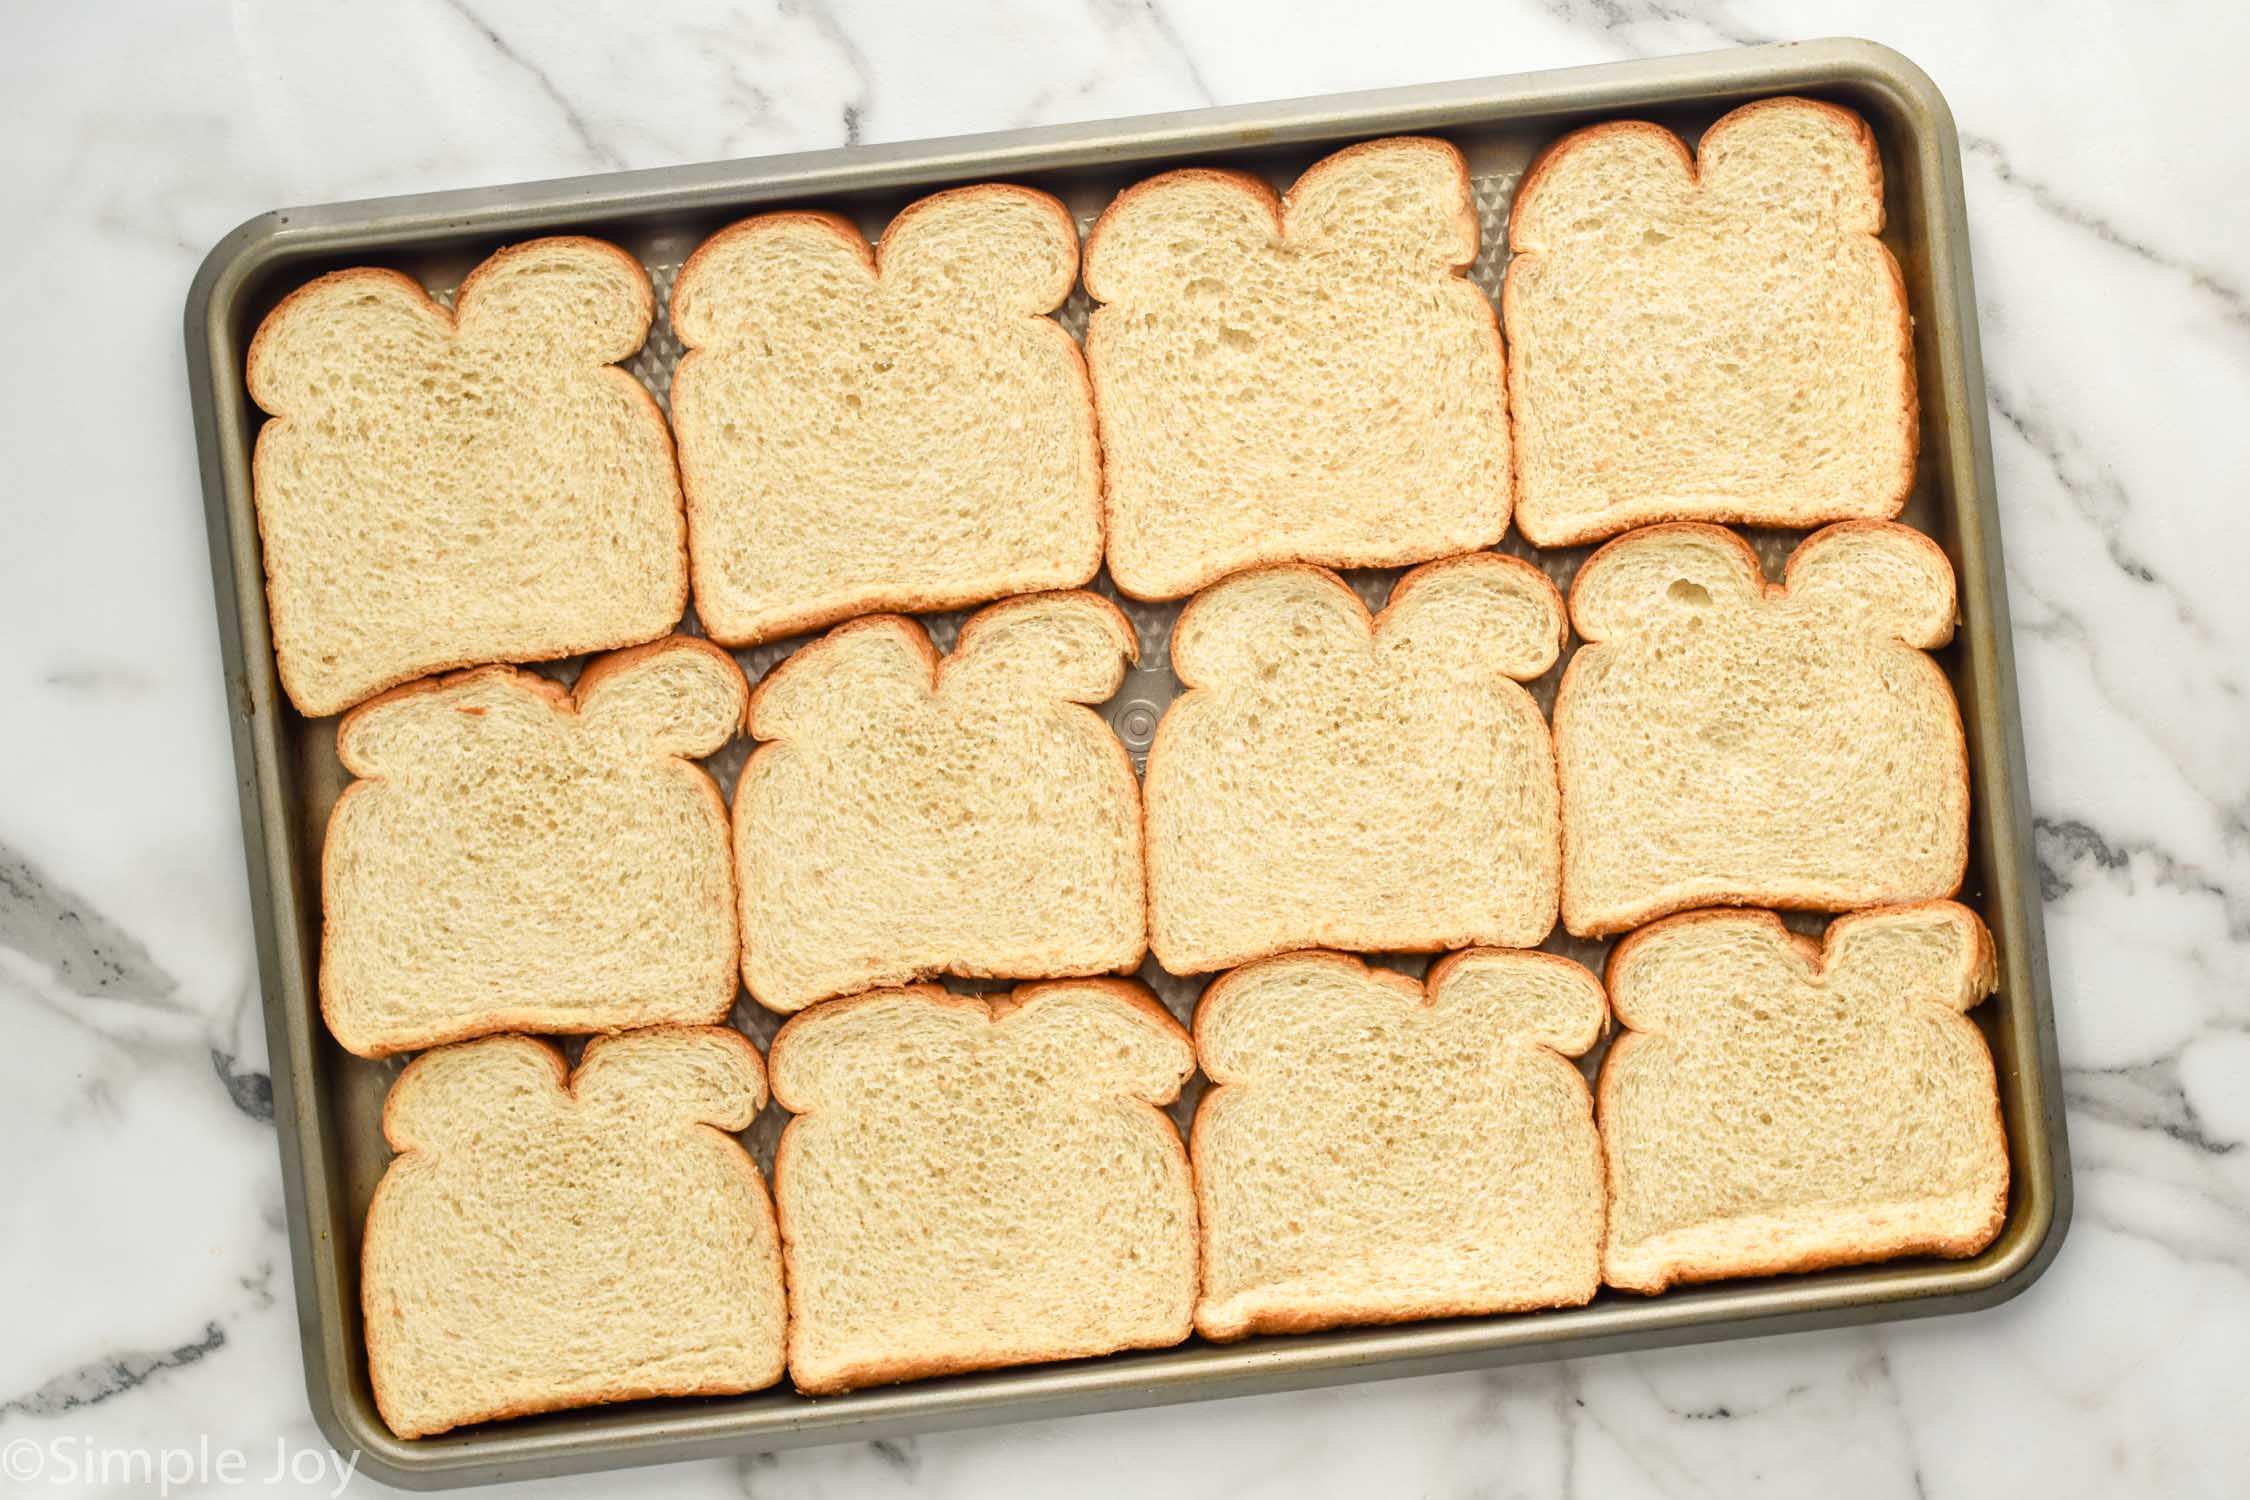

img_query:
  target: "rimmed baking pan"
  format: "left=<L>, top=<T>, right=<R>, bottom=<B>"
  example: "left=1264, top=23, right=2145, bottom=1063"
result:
left=185, top=37, right=2069, bottom=1490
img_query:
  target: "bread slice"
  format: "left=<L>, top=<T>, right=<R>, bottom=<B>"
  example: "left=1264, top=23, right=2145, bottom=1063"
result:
left=1146, top=555, right=1565, bottom=974
left=1193, top=949, right=1606, bottom=1340
left=321, top=635, right=747, bottom=1057
left=361, top=1027, right=786, bottom=1438
left=1083, top=137, right=1510, bottom=599
left=1554, top=521, right=1968, bottom=937
left=768, top=980, right=1196, bottom=1394
left=1599, top=902, right=2008, bottom=1293
left=670, top=186, right=1101, bottom=646
left=735, top=591, right=1145, bottom=1013
left=247, top=237, right=687, bottom=716
left=1504, top=98, right=1916, bottom=546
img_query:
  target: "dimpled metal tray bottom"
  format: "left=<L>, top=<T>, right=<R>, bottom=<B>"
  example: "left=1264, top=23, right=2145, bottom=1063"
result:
left=186, top=39, right=2068, bottom=1490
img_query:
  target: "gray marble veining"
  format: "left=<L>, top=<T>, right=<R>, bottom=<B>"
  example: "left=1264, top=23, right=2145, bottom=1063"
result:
left=2, top=1, right=2246, bottom=1495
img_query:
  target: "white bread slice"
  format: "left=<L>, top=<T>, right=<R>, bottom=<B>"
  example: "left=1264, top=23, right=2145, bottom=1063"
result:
left=1554, top=521, right=1968, bottom=937
left=1193, top=950, right=1606, bottom=1340
left=361, top=1027, right=786, bottom=1438
left=670, top=186, right=1101, bottom=646
left=1146, top=555, right=1565, bottom=974
left=247, top=237, right=687, bottom=716
left=768, top=980, right=1195, bottom=1394
left=735, top=591, right=1144, bottom=1013
left=1504, top=98, right=1916, bottom=546
left=1599, top=902, right=2007, bottom=1293
left=321, top=636, right=747, bottom=1057
left=1083, top=137, right=1510, bottom=599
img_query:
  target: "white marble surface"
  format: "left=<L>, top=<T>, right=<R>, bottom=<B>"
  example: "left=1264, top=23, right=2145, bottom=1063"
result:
left=2, top=1, right=2246, bottom=1495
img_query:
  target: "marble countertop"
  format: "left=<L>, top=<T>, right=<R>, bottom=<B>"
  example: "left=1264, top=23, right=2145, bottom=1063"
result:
left=4, top=1, right=2246, bottom=1495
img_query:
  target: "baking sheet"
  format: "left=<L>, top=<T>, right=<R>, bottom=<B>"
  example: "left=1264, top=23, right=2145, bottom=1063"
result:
left=185, top=39, right=2069, bottom=1489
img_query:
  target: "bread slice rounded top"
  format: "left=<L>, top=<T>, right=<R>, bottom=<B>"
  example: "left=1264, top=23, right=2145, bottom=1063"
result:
left=1504, top=97, right=1916, bottom=545
left=247, top=235, right=687, bottom=716
left=1084, top=136, right=1511, bottom=598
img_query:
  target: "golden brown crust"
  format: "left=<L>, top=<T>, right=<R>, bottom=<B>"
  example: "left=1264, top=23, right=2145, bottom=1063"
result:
left=1192, top=950, right=1427, bottom=1080
left=1510, top=97, right=1883, bottom=246
left=1288, top=135, right=1482, bottom=268
left=742, top=612, right=939, bottom=737
left=1164, top=563, right=1363, bottom=692
left=1192, top=946, right=1605, bottom=1081
left=1603, top=897, right=1988, bottom=994
left=1087, top=138, right=1478, bottom=285
left=455, top=233, right=659, bottom=332
left=784, top=1317, right=1194, bottom=1400
left=673, top=214, right=876, bottom=348
left=576, top=1021, right=769, bottom=1110
left=1597, top=1199, right=2008, bottom=1297
left=1706, top=95, right=1886, bottom=227
left=1196, top=1280, right=1599, bottom=1344
left=568, top=629, right=746, bottom=717
left=768, top=977, right=1189, bottom=1109
left=1564, top=520, right=1766, bottom=646
left=674, top=189, right=1097, bottom=647
left=764, top=981, right=948, bottom=1108
left=322, top=638, right=745, bottom=1058
left=1167, top=553, right=1565, bottom=689
left=879, top=183, right=1081, bottom=309
left=1080, top=167, right=1283, bottom=304
left=376, top=1033, right=567, bottom=1153
left=1423, top=945, right=1609, bottom=1038
left=1507, top=118, right=1696, bottom=252
left=1504, top=98, right=1913, bottom=548
left=245, top=267, right=443, bottom=410
left=948, top=588, right=1140, bottom=676
left=1596, top=902, right=2007, bottom=1293
left=1385, top=551, right=1568, bottom=659
left=1781, top=516, right=1959, bottom=646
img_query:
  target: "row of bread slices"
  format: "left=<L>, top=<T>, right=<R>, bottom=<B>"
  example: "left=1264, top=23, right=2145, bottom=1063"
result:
left=322, top=515, right=1969, bottom=1056
left=250, top=94, right=1912, bottom=719
left=364, top=900, right=2006, bottom=1440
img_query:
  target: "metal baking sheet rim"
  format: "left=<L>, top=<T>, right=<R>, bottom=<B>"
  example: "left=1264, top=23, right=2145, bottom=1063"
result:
left=184, top=37, right=2071, bottom=1491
